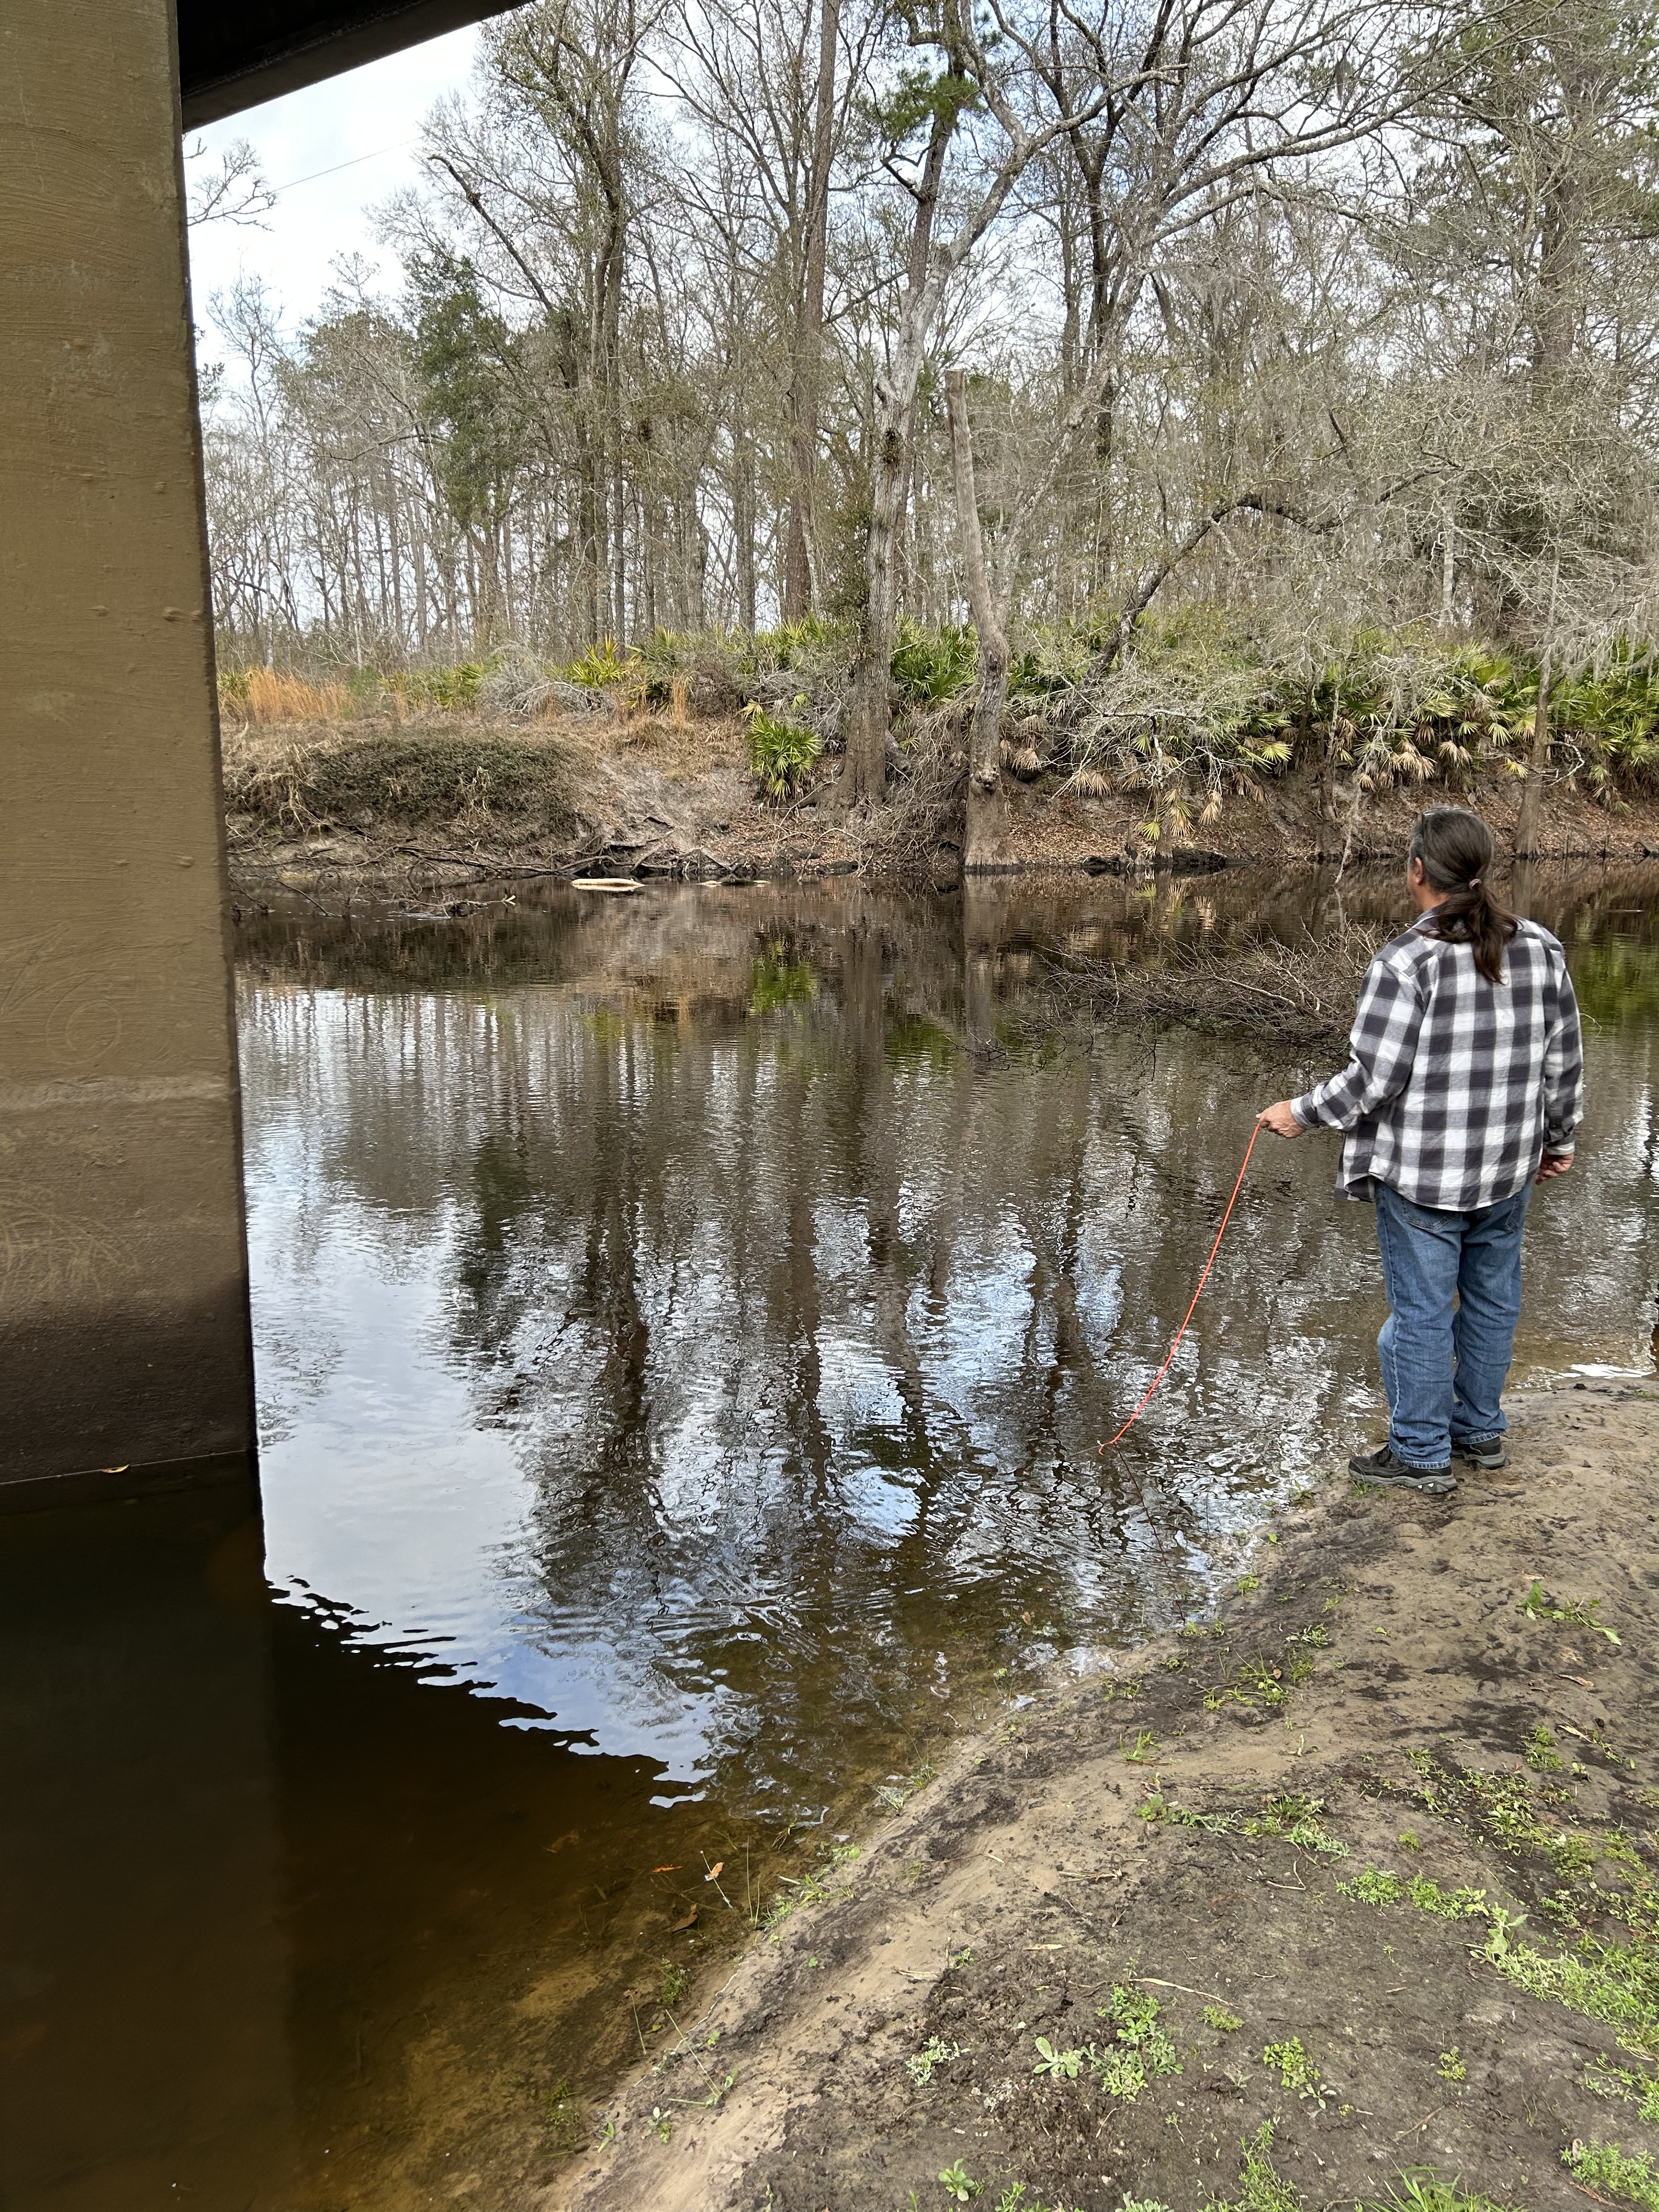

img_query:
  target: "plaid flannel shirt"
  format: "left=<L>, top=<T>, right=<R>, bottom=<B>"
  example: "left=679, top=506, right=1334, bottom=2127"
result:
left=1291, top=915, right=1584, bottom=1209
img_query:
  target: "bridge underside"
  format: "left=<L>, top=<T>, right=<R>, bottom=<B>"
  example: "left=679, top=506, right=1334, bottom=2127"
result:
left=0, top=0, right=515, bottom=1502
left=178, top=0, right=522, bottom=126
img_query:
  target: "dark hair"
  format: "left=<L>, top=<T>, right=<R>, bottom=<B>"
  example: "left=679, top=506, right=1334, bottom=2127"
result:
left=1408, top=807, right=1517, bottom=986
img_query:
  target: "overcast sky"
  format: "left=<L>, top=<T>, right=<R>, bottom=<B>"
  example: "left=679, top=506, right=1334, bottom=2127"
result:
left=185, top=25, right=481, bottom=367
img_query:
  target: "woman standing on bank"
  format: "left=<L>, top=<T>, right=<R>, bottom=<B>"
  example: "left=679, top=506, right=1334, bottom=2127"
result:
left=1256, top=807, right=1584, bottom=1494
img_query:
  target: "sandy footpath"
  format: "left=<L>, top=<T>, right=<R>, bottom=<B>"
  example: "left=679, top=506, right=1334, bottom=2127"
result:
left=549, top=1379, right=1659, bottom=2212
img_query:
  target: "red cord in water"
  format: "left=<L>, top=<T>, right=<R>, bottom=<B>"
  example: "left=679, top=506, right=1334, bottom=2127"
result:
left=1099, top=1122, right=1261, bottom=1453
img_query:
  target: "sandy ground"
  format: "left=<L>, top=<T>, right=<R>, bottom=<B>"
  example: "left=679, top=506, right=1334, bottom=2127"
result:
left=547, top=1377, right=1659, bottom=2212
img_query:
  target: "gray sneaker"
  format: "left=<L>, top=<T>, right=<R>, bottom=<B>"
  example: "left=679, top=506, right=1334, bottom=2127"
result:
left=1348, top=1442, right=1457, bottom=1495
left=1453, top=1435, right=1508, bottom=1470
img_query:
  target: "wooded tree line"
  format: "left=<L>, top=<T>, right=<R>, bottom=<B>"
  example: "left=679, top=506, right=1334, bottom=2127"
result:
left=198, top=0, right=1659, bottom=828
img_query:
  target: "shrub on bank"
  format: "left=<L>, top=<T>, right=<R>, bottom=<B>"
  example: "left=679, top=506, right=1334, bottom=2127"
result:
left=223, top=727, right=582, bottom=838
left=1062, top=614, right=1659, bottom=822
left=744, top=698, right=822, bottom=800
left=386, top=662, right=486, bottom=713
left=216, top=612, right=1659, bottom=816
left=891, top=617, right=977, bottom=703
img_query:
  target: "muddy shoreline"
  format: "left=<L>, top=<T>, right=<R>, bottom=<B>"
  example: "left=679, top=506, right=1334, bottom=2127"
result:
left=223, top=715, right=1659, bottom=903
left=550, top=1376, right=1659, bottom=2212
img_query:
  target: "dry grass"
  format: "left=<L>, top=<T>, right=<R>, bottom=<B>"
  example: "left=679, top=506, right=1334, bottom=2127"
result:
left=603, top=704, right=746, bottom=777
left=223, top=668, right=352, bottom=724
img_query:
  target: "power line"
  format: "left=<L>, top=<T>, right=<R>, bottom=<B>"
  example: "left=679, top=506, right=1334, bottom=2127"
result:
left=268, top=142, right=411, bottom=196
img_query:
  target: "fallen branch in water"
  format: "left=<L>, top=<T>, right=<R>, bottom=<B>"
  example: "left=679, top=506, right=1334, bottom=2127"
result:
left=1045, top=922, right=1384, bottom=1047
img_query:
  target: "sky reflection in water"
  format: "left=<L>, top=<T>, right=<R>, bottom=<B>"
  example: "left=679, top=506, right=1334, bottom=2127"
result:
left=239, top=872, right=1659, bottom=1818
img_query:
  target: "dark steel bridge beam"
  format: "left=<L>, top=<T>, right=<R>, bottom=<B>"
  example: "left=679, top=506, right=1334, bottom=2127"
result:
left=178, top=0, right=528, bottom=128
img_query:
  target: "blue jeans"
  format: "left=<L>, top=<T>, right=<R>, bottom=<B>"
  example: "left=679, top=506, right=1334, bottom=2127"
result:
left=1372, top=1181, right=1531, bottom=1470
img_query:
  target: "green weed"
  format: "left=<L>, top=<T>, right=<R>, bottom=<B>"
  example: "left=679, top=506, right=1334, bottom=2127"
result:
left=1337, top=1865, right=1488, bottom=1917
left=1031, top=2036, right=1085, bottom=2080
left=658, top=1959, right=688, bottom=2008
left=1368, top=2176, right=1523, bottom=2212
left=1344, top=1866, right=1408, bottom=1905
left=1480, top=1920, right=1659, bottom=2057
left=1416, top=1878, right=1491, bottom=1918
left=1526, top=1724, right=1564, bottom=1773
left=906, top=2035, right=962, bottom=2087
left=1205, top=2004, right=1244, bottom=2033
left=762, top=1846, right=856, bottom=1938
left=1244, top=1793, right=1349, bottom=1860
left=747, top=612, right=855, bottom=677
left=877, top=1764, right=936, bottom=1812
left=938, top=2162, right=984, bottom=2202
left=1585, top=2056, right=1659, bottom=2122
left=1163, top=1804, right=1243, bottom=1836
left=1204, top=2120, right=1302, bottom=2212
left=1437, top=2047, right=1466, bottom=2083
left=762, top=1869, right=829, bottom=1931
left=1236, top=1657, right=1285, bottom=1707
left=1262, top=2035, right=1330, bottom=2108
left=1092, top=1982, right=1182, bottom=2101
left=1519, top=1578, right=1621, bottom=1645
left=1562, top=2141, right=1659, bottom=2211
left=543, top=2076, right=582, bottom=2153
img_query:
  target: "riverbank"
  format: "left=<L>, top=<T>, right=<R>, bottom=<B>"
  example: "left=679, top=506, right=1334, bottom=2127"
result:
left=222, top=710, right=1659, bottom=900
left=554, top=1375, right=1659, bottom=2212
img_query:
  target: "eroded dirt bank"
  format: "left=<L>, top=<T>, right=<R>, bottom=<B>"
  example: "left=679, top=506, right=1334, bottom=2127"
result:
left=223, top=713, right=1659, bottom=901
left=552, top=1379, right=1659, bottom=2212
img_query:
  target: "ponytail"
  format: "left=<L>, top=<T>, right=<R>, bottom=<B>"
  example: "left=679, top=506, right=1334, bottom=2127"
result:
left=1409, top=807, right=1517, bottom=987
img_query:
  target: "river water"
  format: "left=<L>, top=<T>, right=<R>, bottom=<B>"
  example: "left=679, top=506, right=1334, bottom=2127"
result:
left=6, top=867, right=1659, bottom=2208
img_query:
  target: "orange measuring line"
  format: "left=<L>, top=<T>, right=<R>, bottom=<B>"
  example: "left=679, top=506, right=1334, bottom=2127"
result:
left=1099, top=1122, right=1261, bottom=1453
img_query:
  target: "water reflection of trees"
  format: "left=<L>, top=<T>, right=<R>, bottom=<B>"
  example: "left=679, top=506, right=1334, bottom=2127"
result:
left=237, top=869, right=1659, bottom=1810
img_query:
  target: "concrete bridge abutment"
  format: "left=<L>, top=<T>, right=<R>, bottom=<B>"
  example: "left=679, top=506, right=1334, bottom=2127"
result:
left=1, top=0, right=257, bottom=1496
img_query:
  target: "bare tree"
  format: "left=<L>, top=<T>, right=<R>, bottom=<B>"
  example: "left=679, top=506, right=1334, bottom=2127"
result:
left=187, top=137, right=275, bottom=228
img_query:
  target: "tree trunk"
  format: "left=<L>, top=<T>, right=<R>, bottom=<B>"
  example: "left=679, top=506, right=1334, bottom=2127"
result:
left=1514, top=641, right=1554, bottom=858
left=836, top=110, right=953, bottom=808
left=1516, top=550, right=1561, bottom=858
left=733, top=428, right=758, bottom=633
left=838, top=419, right=907, bottom=803
left=943, top=369, right=1012, bottom=870
left=782, top=0, right=839, bottom=622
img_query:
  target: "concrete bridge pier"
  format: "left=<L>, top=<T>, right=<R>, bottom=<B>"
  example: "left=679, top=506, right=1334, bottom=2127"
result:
left=1, top=0, right=257, bottom=1497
